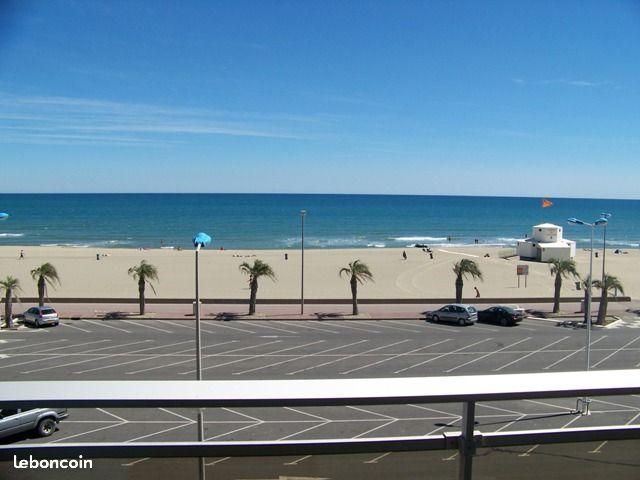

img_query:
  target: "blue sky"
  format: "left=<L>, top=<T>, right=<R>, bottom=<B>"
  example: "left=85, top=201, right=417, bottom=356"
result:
left=1, top=1, right=639, bottom=197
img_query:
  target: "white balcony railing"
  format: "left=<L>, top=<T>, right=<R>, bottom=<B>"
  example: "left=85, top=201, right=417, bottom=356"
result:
left=1, top=369, right=640, bottom=480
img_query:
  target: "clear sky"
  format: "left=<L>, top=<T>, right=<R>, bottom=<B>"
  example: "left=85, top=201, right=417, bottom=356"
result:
left=1, top=1, right=639, bottom=197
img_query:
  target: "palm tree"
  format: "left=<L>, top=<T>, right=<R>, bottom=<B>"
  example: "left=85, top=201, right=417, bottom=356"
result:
left=239, top=259, right=276, bottom=315
left=127, top=260, right=159, bottom=315
left=339, top=260, right=374, bottom=316
left=548, top=259, right=579, bottom=314
left=453, top=259, right=483, bottom=303
left=0, top=276, right=22, bottom=329
left=593, top=274, right=624, bottom=325
left=30, top=263, right=61, bottom=307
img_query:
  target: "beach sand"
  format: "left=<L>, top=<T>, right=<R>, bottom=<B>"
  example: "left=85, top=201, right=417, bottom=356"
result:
left=0, top=246, right=637, bottom=300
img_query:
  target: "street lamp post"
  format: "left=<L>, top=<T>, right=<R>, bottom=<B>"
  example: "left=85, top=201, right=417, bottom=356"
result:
left=567, top=217, right=608, bottom=415
left=300, top=210, right=306, bottom=315
left=192, top=232, right=211, bottom=480
left=600, top=213, right=612, bottom=286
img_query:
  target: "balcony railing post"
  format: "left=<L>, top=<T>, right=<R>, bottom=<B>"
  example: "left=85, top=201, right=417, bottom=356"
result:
left=459, top=401, right=477, bottom=480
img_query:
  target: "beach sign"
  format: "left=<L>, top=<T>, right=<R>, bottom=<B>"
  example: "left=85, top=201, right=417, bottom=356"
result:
left=517, top=264, right=529, bottom=288
left=0, top=213, right=8, bottom=220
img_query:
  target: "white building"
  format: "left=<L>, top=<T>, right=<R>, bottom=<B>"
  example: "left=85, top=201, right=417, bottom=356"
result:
left=517, top=223, right=576, bottom=262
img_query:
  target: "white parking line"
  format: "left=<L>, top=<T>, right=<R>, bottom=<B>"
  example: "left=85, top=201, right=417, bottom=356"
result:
left=0, top=338, right=67, bottom=352
left=125, top=422, right=194, bottom=443
left=277, top=422, right=326, bottom=440
left=363, top=452, right=393, bottom=464
left=284, top=455, right=313, bottom=466
left=84, top=320, right=131, bottom=333
left=50, top=422, right=127, bottom=443
left=177, top=340, right=297, bottom=375
left=493, top=337, right=570, bottom=372
left=97, top=408, right=127, bottom=423
left=0, top=340, right=111, bottom=370
left=160, top=320, right=220, bottom=335
left=233, top=340, right=368, bottom=375
left=121, top=320, right=173, bottom=333
left=277, top=321, right=341, bottom=334
left=121, top=458, right=151, bottom=467
left=73, top=339, right=197, bottom=374
left=320, top=321, right=380, bottom=334
left=542, top=336, right=607, bottom=370
left=59, top=322, right=92, bottom=333
left=203, top=320, right=256, bottom=334
left=124, top=340, right=241, bottom=375
left=237, top=321, right=299, bottom=334
left=518, top=414, right=582, bottom=456
left=284, top=407, right=330, bottom=422
left=286, top=340, right=411, bottom=375
left=444, top=338, right=531, bottom=373
left=159, top=408, right=194, bottom=422
left=394, top=338, right=493, bottom=374
left=339, top=339, right=452, bottom=375
left=592, top=334, right=640, bottom=368
left=353, top=419, right=398, bottom=438
left=589, top=410, right=640, bottom=454
left=205, top=457, right=231, bottom=466
left=22, top=340, right=156, bottom=373
left=205, top=422, right=262, bottom=441
left=355, top=321, right=421, bottom=333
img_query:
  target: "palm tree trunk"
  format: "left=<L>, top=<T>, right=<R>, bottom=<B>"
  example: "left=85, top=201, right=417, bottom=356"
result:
left=553, top=274, right=562, bottom=314
left=596, top=292, right=607, bottom=325
left=351, top=277, right=358, bottom=316
left=249, top=280, right=258, bottom=315
left=38, top=277, right=45, bottom=307
left=5, top=290, right=12, bottom=329
left=455, top=276, right=463, bottom=303
left=138, top=279, right=145, bottom=315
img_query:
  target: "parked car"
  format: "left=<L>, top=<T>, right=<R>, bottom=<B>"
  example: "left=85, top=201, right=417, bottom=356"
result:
left=0, top=408, right=68, bottom=439
left=426, top=304, right=478, bottom=326
left=478, top=306, right=524, bottom=326
left=23, top=306, right=59, bottom=328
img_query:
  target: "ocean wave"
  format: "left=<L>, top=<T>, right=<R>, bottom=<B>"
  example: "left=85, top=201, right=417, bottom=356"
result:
left=366, top=243, right=386, bottom=248
left=496, top=237, right=522, bottom=244
left=0, top=233, right=24, bottom=238
left=391, top=236, right=448, bottom=242
left=280, top=236, right=373, bottom=248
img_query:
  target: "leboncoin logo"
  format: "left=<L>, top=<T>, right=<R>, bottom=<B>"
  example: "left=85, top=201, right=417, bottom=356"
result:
left=14, top=455, right=93, bottom=470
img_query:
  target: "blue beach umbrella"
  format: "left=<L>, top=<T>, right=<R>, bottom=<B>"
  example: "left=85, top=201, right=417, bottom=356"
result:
left=0, top=213, right=8, bottom=220
left=192, top=232, right=212, bottom=248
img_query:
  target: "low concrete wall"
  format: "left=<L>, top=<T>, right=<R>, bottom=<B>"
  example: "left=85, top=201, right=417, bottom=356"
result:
left=3, top=296, right=632, bottom=305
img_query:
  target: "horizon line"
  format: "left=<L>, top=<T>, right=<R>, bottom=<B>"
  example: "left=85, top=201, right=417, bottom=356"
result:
left=0, top=192, right=639, bottom=201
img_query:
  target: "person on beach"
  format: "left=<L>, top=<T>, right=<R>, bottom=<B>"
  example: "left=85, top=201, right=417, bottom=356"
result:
left=474, top=286, right=480, bottom=298
left=402, top=251, right=407, bottom=260
left=19, top=250, right=24, bottom=260
left=429, top=252, right=434, bottom=259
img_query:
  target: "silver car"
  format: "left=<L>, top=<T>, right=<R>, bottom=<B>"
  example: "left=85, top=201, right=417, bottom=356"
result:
left=427, top=304, right=478, bottom=326
left=23, top=306, right=59, bottom=327
left=0, top=408, right=68, bottom=439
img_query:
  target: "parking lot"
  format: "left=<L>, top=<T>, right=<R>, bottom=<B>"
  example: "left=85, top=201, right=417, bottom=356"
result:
left=1, top=317, right=640, bottom=479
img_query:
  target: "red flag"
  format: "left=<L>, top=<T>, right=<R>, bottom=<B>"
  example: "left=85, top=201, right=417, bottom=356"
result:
left=542, top=199, right=553, bottom=208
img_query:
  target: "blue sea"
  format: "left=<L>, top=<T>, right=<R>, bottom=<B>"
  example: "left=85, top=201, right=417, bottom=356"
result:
left=0, top=194, right=638, bottom=250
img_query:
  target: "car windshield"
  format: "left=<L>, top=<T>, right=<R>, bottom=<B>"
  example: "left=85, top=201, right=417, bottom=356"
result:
left=467, top=307, right=477, bottom=313
left=41, top=309, right=56, bottom=315
left=502, top=307, right=516, bottom=314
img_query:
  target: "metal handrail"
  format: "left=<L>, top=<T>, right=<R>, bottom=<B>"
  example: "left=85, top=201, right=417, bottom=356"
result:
left=2, top=370, right=640, bottom=480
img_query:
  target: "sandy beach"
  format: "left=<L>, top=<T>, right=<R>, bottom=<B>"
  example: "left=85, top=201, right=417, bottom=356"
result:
left=0, top=245, right=637, bottom=301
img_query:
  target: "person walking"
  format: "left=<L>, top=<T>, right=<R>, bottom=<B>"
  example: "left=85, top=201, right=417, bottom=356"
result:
left=474, top=286, right=480, bottom=298
left=402, top=251, right=407, bottom=260
left=19, top=250, right=24, bottom=260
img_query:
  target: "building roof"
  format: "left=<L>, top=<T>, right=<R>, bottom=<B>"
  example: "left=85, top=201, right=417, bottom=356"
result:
left=533, top=223, right=561, bottom=228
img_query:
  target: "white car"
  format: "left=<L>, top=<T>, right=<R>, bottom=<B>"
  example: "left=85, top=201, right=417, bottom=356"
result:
left=23, top=306, right=60, bottom=327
